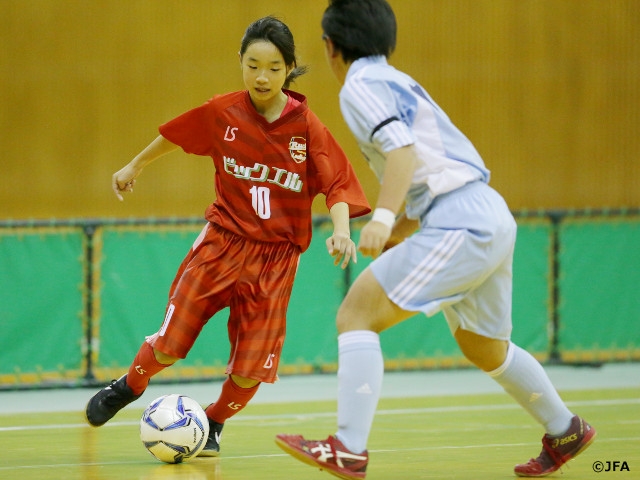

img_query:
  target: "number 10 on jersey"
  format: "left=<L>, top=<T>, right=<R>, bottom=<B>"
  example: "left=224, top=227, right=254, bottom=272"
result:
left=250, top=186, right=271, bottom=219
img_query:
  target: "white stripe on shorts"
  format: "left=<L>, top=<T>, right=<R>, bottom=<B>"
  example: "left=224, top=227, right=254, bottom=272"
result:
left=388, top=229, right=465, bottom=307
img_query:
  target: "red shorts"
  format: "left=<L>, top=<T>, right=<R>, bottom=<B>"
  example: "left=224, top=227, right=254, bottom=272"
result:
left=148, top=223, right=300, bottom=383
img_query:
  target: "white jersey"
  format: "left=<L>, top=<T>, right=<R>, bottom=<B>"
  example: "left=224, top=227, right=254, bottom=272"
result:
left=340, top=56, right=490, bottom=219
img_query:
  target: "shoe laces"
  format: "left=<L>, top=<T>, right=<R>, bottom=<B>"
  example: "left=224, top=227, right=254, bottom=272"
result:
left=102, top=378, right=134, bottom=408
left=539, top=436, right=563, bottom=467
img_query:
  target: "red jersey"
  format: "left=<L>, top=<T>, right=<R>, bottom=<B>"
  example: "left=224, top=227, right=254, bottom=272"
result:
left=159, top=90, right=370, bottom=252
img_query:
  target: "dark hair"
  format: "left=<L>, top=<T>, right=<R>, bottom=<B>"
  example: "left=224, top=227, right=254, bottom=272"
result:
left=322, top=0, right=396, bottom=63
left=240, top=16, right=308, bottom=89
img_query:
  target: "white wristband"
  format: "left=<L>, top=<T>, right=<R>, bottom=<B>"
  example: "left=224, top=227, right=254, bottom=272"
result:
left=371, top=208, right=396, bottom=228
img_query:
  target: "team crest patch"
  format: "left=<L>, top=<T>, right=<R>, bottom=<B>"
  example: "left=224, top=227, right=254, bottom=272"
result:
left=289, top=136, right=307, bottom=163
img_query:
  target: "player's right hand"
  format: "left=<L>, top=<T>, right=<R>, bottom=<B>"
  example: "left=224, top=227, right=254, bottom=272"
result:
left=357, top=220, right=392, bottom=258
left=111, top=164, right=140, bottom=201
left=327, top=232, right=357, bottom=269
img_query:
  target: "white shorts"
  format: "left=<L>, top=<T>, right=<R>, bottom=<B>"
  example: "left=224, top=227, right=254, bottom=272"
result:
left=370, top=181, right=517, bottom=340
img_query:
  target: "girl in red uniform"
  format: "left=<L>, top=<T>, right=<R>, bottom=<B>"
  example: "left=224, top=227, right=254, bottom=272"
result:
left=85, top=16, right=370, bottom=456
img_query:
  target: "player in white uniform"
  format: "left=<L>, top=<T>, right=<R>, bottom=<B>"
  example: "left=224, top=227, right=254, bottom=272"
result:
left=276, top=1, right=596, bottom=478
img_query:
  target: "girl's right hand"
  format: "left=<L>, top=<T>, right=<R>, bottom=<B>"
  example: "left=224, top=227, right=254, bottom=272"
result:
left=111, top=164, right=140, bottom=201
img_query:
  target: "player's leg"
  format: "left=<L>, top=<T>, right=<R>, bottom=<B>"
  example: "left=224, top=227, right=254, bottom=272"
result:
left=122, top=226, right=211, bottom=396
left=204, top=319, right=271, bottom=427
left=484, top=340, right=595, bottom=475
left=86, top=223, right=236, bottom=427
left=201, top=238, right=300, bottom=456
left=334, top=267, right=415, bottom=453
left=276, top=266, right=415, bottom=479
left=199, top=374, right=261, bottom=457
left=449, top=240, right=595, bottom=476
left=453, top=328, right=508, bottom=371
left=472, top=333, right=596, bottom=476
left=455, top=326, right=575, bottom=433
left=84, top=341, right=182, bottom=426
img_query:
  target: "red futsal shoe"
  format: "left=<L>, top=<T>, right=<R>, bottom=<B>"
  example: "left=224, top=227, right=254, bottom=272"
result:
left=515, top=415, right=596, bottom=477
left=275, top=434, right=368, bottom=480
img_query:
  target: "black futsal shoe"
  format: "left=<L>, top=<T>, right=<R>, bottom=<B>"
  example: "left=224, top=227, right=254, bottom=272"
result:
left=198, top=418, right=224, bottom=457
left=85, top=374, right=142, bottom=427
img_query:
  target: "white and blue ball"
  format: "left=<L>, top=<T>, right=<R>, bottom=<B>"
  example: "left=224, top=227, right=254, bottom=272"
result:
left=140, top=394, right=209, bottom=464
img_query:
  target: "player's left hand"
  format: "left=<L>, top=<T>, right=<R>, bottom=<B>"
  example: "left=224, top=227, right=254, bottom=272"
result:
left=326, top=232, right=357, bottom=269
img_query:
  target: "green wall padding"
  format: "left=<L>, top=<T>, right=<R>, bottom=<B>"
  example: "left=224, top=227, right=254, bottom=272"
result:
left=283, top=221, right=346, bottom=367
left=0, top=214, right=635, bottom=387
left=0, top=228, right=84, bottom=378
left=558, top=218, right=640, bottom=357
left=511, top=220, right=552, bottom=356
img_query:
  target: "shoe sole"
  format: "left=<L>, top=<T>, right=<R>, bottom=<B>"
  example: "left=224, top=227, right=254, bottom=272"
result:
left=515, top=428, right=597, bottom=477
left=274, top=437, right=365, bottom=480
left=197, top=449, right=220, bottom=458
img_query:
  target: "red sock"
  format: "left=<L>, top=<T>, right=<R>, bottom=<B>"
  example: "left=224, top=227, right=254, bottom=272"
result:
left=205, top=377, right=260, bottom=424
left=126, top=341, right=171, bottom=395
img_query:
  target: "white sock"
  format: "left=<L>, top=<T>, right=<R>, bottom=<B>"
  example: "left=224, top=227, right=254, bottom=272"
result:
left=335, top=330, right=383, bottom=453
left=488, top=342, right=573, bottom=436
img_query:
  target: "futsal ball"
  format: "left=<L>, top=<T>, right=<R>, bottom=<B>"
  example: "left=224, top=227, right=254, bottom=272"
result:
left=140, top=394, right=209, bottom=464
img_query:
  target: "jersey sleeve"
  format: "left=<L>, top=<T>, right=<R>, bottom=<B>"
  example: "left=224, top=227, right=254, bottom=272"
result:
left=158, top=98, right=218, bottom=156
left=307, top=113, right=371, bottom=218
left=340, top=77, right=415, bottom=153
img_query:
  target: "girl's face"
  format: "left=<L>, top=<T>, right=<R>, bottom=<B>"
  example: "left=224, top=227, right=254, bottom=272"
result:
left=241, top=40, right=291, bottom=107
